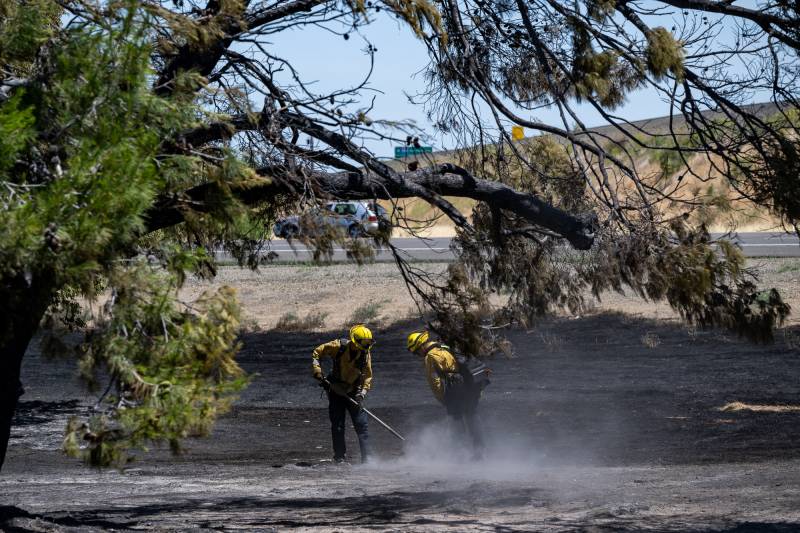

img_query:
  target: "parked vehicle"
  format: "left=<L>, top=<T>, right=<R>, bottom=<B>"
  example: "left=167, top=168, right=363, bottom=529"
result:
left=365, top=202, right=391, bottom=234
left=273, top=201, right=388, bottom=239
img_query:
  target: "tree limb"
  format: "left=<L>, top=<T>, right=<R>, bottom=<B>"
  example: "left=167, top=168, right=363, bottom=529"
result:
left=154, top=0, right=329, bottom=95
left=143, top=164, right=597, bottom=250
left=649, top=0, right=800, bottom=49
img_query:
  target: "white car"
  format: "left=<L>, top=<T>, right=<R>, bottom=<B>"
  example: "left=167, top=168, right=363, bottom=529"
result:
left=273, top=201, right=386, bottom=238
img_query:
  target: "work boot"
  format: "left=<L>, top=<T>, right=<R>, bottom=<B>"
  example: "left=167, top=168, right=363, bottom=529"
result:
left=334, top=456, right=347, bottom=464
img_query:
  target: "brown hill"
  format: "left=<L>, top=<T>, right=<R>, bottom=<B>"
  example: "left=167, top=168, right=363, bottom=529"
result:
left=384, top=102, right=786, bottom=236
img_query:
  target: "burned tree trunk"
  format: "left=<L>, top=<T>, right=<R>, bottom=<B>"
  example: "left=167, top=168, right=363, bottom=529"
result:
left=0, top=272, right=55, bottom=471
left=144, top=165, right=597, bottom=250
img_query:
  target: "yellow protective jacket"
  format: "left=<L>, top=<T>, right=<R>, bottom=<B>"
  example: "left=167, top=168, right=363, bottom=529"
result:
left=421, top=342, right=458, bottom=403
left=311, top=339, right=373, bottom=395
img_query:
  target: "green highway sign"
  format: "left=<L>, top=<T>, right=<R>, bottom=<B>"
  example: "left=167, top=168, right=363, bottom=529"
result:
left=394, top=146, right=433, bottom=158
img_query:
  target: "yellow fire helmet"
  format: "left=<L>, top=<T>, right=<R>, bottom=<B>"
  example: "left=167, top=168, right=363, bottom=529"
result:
left=349, top=324, right=374, bottom=351
left=406, top=331, right=429, bottom=352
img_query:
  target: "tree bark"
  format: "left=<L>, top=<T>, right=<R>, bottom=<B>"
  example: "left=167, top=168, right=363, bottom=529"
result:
left=154, top=0, right=327, bottom=95
left=144, top=164, right=597, bottom=249
left=0, top=271, right=56, bottom=471
left=173, top=110, right=597, bottom=247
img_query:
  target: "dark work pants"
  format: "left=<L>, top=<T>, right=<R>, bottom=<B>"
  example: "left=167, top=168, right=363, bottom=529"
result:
left=328, top=392, right=370, bottom=462
left=444, top=384, right=484, bottom=451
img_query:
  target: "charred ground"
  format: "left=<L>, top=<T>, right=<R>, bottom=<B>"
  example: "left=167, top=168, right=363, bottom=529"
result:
left=3, top=303, right=800, bottom=531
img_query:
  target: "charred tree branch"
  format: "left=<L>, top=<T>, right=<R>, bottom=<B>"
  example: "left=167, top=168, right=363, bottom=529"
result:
left=144, top=164, right=597, bottom=250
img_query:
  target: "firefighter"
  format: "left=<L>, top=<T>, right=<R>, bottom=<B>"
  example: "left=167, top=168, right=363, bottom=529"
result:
left=407, top=331, right=489, bottom=452
left=312, top=324, right=374, bottom=463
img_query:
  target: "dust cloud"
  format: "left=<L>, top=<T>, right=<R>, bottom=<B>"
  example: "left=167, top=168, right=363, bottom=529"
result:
left=366, top=421, right=550, bottom=482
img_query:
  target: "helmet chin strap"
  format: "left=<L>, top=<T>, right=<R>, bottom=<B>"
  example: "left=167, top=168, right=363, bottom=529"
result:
left=355, top=340, right=373, bottom=352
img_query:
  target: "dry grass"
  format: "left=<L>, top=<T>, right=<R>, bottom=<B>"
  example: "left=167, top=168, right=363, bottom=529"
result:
left=641, top=332, right=661, bottom=349
left=783, top=329, right=800, bottom=351
left=539, top=332, right=565, bottom=352
left=348, top=301, right=386, bottom=325
left=240, top=317, right=262, bottom=333
left=777, top=261, right=800, bottom=274
left=273, top=310, right=328, bottom=332
left=719, top=402, right=800, bottom=413
left=177, top=257, right=800, bottom=332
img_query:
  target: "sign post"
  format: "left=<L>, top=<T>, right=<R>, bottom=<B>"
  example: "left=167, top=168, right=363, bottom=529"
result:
left=394, top=146, right=433, bottom=159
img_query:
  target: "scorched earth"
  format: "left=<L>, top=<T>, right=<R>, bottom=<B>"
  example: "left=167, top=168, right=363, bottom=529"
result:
left=3, top=262, right=800, bottom=532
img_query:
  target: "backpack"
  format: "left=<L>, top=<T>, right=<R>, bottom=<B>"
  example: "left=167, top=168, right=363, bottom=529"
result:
left=457, top=355, right=491, bottom=391
left=329, top=339, right=368, bottom=390
left=423, top=342, right=491, bottom=391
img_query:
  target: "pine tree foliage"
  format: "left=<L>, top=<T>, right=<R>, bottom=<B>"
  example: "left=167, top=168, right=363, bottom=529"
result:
left=645, top=27, right=684, bottom=81
left=411, top=0, right=798, bottom=353
left=64, top=264, right=247, bottom=467
left=0, top=0, right=61, bottom=71
left=1, top=2, right=252, bottom=466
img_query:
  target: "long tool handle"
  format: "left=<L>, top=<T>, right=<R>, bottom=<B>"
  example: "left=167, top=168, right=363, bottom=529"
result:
left=359, top=405, right=406, bottom=441
left=321, top=379, right=405, bottom=441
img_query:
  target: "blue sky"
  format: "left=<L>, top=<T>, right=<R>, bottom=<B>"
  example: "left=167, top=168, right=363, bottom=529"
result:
left=259, top=7, right=745, bottom=158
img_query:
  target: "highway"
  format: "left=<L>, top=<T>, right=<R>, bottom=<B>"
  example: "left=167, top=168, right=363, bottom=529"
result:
left=263, top=237, right=452, bottom=263
left=234, top=232, right=800, bottom=263
left=722, top=232, right=800, bottom=257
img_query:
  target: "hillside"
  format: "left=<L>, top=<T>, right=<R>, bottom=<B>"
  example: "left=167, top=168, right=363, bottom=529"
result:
left=384, top=102, right=787, bottom=237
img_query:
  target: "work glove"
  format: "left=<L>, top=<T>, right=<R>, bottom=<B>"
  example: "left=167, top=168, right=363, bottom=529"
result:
left=312, top=366, right=323, bottom=381
left=354, top=391, right=365, bottom=405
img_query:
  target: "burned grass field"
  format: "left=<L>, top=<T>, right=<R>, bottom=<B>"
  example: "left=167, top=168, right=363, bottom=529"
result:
left=3, top=264, right=800, bottom=532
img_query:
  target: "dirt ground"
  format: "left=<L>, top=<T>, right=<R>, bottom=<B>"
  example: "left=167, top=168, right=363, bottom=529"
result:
left=3, top=259, right=800, bottom=532
left=177, top=257, right=800, bottom=330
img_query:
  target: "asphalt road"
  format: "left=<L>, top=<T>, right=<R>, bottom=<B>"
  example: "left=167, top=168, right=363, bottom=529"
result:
left=722, top=231, right=800, bottom=257
left=246, top=232, right=800, bottom=263
left=264, top=237, right=453, bottom=263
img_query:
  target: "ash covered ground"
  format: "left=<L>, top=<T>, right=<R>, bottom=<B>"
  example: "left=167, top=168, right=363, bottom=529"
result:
left=3, top=309, right=800, bottom=532
left=0, top=259, right=800, bottom=533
